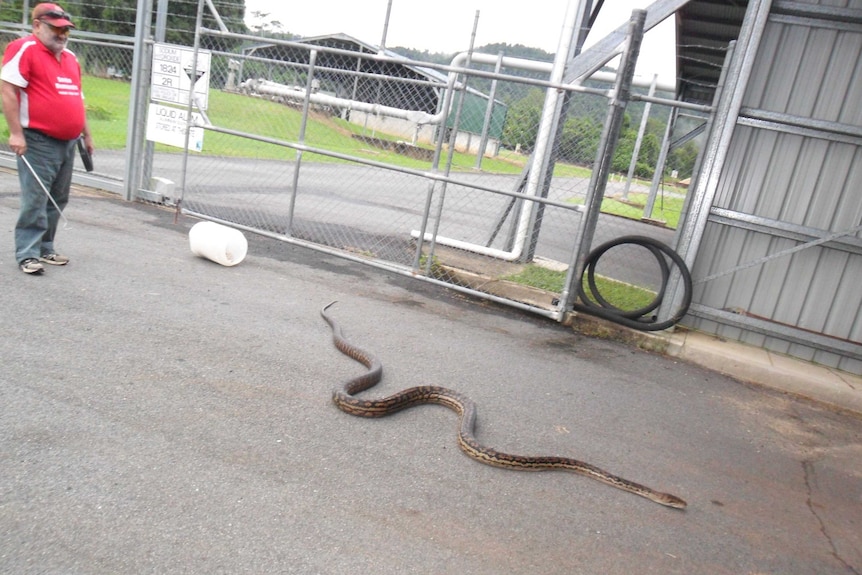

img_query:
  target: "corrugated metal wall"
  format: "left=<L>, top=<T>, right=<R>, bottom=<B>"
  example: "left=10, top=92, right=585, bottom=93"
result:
left=684, top=0, right=862, bottom=374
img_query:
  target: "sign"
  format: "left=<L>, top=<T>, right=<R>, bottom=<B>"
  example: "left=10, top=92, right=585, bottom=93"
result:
left=145, top=103, right=204, bottom=151
left=151, top=43, right=211, bottom=110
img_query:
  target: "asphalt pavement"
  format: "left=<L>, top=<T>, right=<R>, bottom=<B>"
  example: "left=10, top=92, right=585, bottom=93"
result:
left=1, top=171, right=861, bottom=574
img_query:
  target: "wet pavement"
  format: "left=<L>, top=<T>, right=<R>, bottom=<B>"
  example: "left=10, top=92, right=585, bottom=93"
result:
left=1, top=174, right=861, bottom=574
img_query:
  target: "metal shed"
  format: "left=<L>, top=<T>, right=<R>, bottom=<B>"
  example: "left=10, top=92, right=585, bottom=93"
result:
left=670, top=0, right=862, bottom=374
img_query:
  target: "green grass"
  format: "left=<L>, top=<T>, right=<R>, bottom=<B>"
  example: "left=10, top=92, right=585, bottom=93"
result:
left=567, top=191, right=684, bottom=229
left=83, top=76, right=133, bottom=148
left=602, top=193, right=685, bottom=229
left=504, top=265, right=567, bottom=292
left=80, top=76, right=523, bottom=171
left=80, top=76, right=602, bottom=178
left=504, top=264, right=657, bottom=311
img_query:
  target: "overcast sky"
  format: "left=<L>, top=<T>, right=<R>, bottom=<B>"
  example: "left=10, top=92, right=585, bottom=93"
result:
left=243, top=0, right=677, bottom=84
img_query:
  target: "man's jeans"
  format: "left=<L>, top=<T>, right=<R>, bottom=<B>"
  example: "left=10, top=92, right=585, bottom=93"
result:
left=15, top=129, right=77, bottom=264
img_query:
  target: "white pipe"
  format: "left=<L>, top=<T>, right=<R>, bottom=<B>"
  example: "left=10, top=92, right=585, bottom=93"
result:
left=457, top=52, right=675, bottom=92
left=425, top=1, right=582, bottom=262
left=416, top=5, right=672, bottom=262
left=249, top=79, right=444, bottom=124
left=246, top=44, right=670, bottom=132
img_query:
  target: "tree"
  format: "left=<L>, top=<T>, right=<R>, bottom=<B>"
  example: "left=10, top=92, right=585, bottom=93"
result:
left=65, top=0, right=247, bottom=45
left=558, top=115, right=601, bottom=166
left=0, top=1, right=26, bottom=24
left=501, top=87, right=544, bottom=152
left=668, top=140, right=700, bottom=180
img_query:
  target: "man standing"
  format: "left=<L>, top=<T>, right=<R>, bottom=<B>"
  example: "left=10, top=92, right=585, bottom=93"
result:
left=1, top=3, right=94, bottom=274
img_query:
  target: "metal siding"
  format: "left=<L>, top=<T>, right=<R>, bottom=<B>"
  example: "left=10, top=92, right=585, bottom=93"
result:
left=687, top=0, right=862, bottom=373
left=809, top=250, right=862, bottom=333
left=712, top=126, right=773, bottom=211
left=828, top=146, right=862, bottom=233
left=782, top=137, right=830, bottom=225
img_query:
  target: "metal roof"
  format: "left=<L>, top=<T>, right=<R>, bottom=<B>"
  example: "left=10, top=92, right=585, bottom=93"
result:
left=675, top=0, right=748, bottom=104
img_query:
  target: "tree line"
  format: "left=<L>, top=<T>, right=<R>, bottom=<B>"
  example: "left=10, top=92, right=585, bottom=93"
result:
left=0, top=0, right=245, bottom=45
left=394, top=42, right=699, bottom=180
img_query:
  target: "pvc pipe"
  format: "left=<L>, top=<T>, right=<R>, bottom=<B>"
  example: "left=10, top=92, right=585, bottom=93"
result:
left=246, top=50, right=669, bottom=133
left=250, top=80, right=444, bottom=125
left=189, top=221, right=248, bottom=266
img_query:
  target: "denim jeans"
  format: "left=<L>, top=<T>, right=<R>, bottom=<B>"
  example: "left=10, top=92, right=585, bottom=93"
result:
left=15, top=129, right=77, bottom=264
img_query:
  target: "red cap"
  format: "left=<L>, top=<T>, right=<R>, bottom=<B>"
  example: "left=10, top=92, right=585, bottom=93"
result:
left=32, top=3, right=75, bottom=28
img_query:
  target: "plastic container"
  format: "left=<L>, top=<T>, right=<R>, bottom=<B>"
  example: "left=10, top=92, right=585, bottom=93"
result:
left=188, top=221, right=248, bottom=266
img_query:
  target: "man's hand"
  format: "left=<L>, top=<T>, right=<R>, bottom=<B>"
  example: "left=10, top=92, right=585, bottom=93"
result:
left=8, top=131, right=26, bottom=156
left=81, top=132, right=94, bottom=156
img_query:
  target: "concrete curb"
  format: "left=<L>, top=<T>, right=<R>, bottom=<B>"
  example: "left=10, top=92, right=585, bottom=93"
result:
left=441, top=259, right=862, bottom=417
left=565, top=312, right=862, bottom=418
left=663, top=328, right=862, bottom=417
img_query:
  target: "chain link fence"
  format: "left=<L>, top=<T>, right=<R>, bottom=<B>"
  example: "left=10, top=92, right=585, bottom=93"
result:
left=1, top=1, right=698, bottom=325
left=178, top=20, right=692, bottom=322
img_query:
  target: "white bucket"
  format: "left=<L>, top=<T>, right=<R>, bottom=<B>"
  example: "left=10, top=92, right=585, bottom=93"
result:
left=188, top=221, right=248, bottom=266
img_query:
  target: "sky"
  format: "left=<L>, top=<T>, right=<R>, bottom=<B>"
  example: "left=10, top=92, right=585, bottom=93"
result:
left=243, top=0, right=677, bottom=85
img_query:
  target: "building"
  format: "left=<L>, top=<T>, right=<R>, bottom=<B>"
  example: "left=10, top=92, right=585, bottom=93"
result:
left=236, top=33, right=508, bottom=157
left=669, top=0, right=862, bottom=373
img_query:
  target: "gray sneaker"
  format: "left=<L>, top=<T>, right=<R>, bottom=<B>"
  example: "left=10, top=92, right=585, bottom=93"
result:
left=39, top=253, right=69, bottom=265
left=20, top=258, right=45, bottom=274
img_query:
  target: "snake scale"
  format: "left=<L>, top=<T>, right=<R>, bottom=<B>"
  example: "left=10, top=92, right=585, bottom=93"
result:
left=321, top=302, right=687, bottom=510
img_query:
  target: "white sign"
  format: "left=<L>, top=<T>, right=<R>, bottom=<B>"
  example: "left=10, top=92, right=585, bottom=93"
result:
left=146, top=103, right=204, bottom=151
left=151, top=43, right=211, bottom=110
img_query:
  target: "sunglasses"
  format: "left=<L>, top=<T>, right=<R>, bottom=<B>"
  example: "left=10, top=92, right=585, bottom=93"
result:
left=38, top=20, right=72, bottom=33
left=39, top=9, right=73, bottom=21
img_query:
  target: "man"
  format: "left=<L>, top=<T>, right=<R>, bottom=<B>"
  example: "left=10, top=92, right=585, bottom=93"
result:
left=1, top=3, right=94, bottom=275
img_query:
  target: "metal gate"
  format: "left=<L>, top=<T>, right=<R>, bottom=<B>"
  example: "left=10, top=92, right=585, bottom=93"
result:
left=130, top=2, right=694, bottom=327
left=0, top=0, right=696, bottom=332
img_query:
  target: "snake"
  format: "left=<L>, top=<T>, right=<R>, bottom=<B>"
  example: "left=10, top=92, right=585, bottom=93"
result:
left=321, top=302, right=687, bottom=510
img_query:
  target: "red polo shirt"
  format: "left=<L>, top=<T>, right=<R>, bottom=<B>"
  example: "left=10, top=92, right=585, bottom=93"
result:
left=1, top=35, right=86, bottom=141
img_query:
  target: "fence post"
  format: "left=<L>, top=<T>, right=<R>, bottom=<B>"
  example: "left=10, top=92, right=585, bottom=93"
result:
left=622, top=73, right=657, bottom=199
left=123, top=0, right=154, bottom=201
left=138, top=0, right=170, bottom=195
left=560, top=10, right=646, bottom=311
left=474, top=52, right=504, bottom=170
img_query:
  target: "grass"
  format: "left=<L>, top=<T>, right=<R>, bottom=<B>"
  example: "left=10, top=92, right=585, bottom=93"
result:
left=504, top=264, right=658, bottom=311
left=567, top=191, right=684, bottom=229
left=602, top=192, right=685, bottom=229
left=82, top=77, right=133, bottom=148
left=80, top=76, right=524, bottom=172
left=80, top=76, right=609, bottom=179
left=504, top=265, right=567, bottom=292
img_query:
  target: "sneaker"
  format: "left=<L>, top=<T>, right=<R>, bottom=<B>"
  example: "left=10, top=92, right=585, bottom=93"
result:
left=20, top=258, right=44, bottom=274
left=39, top=253, right=69, bottom=266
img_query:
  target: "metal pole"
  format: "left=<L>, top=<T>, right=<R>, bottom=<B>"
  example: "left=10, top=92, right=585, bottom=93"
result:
left=140, top=0, right=169, bottom=197
left=123, top=0, right=155, bottom=201
left=379, top=0, right=393, bottom=51
left=421, top=9, right=479, bottom=275
left=622, top=73, right=657, bottom=199
left=21, top=155, right=70, bottom=228
left=178, top=0, right=206, bottom=205
left=285, top=49, right=318, bottom=237
left=560, top=10, right=646, bottom=310
left=643, top=105, right=678, bottom=221
left=520, top=0, right=586, bottom=263
left=474, top=51, right=503, bottom=170
left=411, top=10, right=479, bottom=273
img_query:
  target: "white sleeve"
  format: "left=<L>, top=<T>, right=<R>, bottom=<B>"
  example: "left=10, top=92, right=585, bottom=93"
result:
left=0, top=41, right=37, bottom=88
